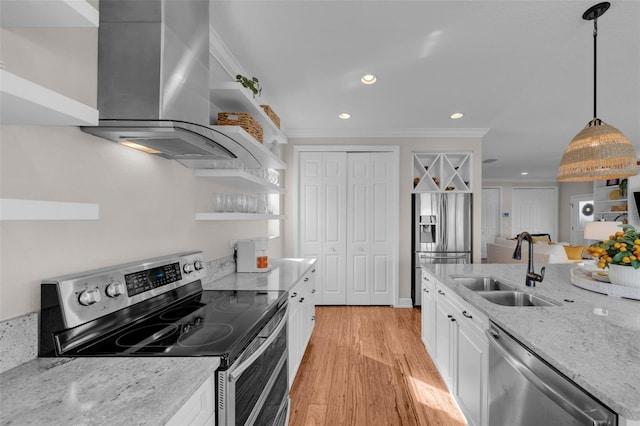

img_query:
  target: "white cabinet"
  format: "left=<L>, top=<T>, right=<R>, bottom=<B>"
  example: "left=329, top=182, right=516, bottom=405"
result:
left=166, top=376, right=216, bottom=426
left=413, top=153, right=472, bottom=193
left=420, top=269, right=436, bottom=355
left=287, top=265, right=317, bottom=387
left=433, top=288, right=456, bottom=388
left=0, top=1, right=99, bottom=126
left=456, top=313, right=488, bottom=426
left=422, top=275, right=489, bottom=426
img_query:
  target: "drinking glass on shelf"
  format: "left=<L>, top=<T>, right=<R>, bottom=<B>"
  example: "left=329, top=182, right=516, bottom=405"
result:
left=248, top=195, right=258, bottom=213
left=256, top=194, right=268, bottom=214
left=214, top=193, right=225, bottom=212
left=237, top=194, right=249, bottom=213
left=224, top=194, right=235, bottom=212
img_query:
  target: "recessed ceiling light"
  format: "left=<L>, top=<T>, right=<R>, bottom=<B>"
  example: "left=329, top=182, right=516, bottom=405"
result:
left=361, top=74, right=377, bottom=85
left=521, top=172, right=529, bottom=176
left=450, top=112, right=464, bottom=120
left=338, top=112, right=351, bottom=120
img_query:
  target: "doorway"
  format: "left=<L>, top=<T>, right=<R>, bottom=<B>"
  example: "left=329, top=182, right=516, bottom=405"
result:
left=570, top=194, right=594, bottom=246
left=481, top=187, right=501, bottom=259
left=295, top=146, right=399, bottom=306
left=511, top=187, right=558, bottom=240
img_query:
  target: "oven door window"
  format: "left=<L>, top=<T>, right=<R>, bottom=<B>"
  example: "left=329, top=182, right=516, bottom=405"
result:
left=228, top=323, right=287, bottom=426
left=253, top=358, right=288, bottom=426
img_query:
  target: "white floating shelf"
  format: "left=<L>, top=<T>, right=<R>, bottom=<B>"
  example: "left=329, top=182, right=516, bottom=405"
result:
left=210, top=125, right=287, bottom=169
left=0, top=0, right=99, bottom=28
left=195, top=169, right=285, bottom=193
left=195, top=213, right=285, bottom=221
left=0, top=199, right=99, bottom=221
left=0, top=70, right=99, bottom=126
left=211, top=82, right=287, bottom=145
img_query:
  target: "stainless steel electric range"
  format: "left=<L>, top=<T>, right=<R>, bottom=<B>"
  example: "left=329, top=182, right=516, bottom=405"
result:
left=39, top=251, right=289, bottom=426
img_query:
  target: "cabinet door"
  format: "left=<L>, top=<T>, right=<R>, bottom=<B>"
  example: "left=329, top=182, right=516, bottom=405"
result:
left=421, top=273, right=436, bottom=355
left=456, top=320, right=488, bottom=426
left=299, top=152, right=347, bottom=305
left=434, top=294, right=454, bottom=389
left=166, top=376, right=215, bottom=426
left=305, top=268, right=317, bottom=341
left=288, top=286, right=303, bottom=387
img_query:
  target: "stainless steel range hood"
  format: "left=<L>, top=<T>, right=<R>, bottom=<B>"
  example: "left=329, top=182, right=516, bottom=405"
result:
left=81, top=0, right=261, bottom=168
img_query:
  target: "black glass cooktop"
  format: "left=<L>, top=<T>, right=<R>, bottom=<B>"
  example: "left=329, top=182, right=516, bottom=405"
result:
left=67, top=290, right=287, bottom=364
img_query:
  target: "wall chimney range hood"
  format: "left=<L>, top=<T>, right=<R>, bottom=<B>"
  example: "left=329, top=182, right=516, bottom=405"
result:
left=81, top=0, right=264, bottom=169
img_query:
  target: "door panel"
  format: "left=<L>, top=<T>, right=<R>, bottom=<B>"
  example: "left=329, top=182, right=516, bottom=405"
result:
left=300, top=152, right=347, bottom=305
left=481, top=188, right=501, bottom=258
left=300, top=150, right=395, bottom=306
left=512, top=187, right=558, bottom=239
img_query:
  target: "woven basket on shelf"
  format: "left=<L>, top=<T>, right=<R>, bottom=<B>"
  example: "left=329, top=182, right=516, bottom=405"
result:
left=217, top=112, right=263, bottom=143
left=260, top=105, right=280, bottom=129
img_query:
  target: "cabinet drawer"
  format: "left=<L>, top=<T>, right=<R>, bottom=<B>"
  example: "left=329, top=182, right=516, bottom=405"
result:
left=421, top=268, right=436, bottom=292
left=435, top=282, right=487, bottom=333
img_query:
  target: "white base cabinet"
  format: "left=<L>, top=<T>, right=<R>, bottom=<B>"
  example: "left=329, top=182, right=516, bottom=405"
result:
left=421, top=268, right=489, bottom=426
left=287, top=265, right=317, bottom=387
left=166, top=376, right=216, bottom=426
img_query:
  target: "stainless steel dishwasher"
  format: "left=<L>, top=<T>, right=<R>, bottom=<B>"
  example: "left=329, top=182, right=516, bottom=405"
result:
left=487, top=322, right=617, bottom=426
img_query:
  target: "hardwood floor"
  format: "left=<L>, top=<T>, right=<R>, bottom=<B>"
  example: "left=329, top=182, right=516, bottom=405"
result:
left=289, top=306, right=466, bottom=426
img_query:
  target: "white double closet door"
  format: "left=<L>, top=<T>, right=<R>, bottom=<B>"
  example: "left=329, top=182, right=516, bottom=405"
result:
left=298, top=150, right=396, bottom=305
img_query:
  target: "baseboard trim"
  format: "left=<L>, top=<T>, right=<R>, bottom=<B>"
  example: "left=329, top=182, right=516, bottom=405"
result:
left=396, top=298, right=414, bottom=308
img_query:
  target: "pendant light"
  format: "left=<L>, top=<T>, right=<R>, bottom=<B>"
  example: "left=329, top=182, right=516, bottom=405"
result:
left=558, top=2, right=637, bottom=182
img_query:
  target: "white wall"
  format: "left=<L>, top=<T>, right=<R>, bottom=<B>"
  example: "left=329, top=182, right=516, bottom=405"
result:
left=280, top=137, right=482, bottom=301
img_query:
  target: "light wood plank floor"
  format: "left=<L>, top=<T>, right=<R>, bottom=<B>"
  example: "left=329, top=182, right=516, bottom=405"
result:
left=289, top=306, right=467, bottom=426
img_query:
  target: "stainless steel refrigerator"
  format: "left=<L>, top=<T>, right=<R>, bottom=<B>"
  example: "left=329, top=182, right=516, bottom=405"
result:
left=412, top=192, right=472, bottom=305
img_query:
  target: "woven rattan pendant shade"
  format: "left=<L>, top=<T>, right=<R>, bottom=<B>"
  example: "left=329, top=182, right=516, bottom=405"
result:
left=557, top=2, right=637, bottom=182
left=558, top=118, right=637, bottom=182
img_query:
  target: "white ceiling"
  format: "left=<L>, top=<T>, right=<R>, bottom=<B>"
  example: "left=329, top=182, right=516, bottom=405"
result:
left=210, top=1, right=640, bottom=181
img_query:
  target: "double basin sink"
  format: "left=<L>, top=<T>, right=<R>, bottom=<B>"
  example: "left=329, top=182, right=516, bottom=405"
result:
left=452, top=276, right=557, bottom=307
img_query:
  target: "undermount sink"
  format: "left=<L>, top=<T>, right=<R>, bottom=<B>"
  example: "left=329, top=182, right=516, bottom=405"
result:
left=452, top=276, right=516, bottom=292
left=477, top=291, right=557, bottom=307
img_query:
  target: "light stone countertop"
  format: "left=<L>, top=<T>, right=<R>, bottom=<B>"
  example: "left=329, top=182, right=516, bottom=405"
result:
left=203, top=258, right=317, bottom=292
left=0, top=357, right=219, bottom=425
left=0, top=258, right=315, bottom=426
left=421, top=262, right=640, bottom=421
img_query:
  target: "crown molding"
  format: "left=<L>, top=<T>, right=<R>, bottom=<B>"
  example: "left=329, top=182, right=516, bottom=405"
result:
left=209, top=26, right=247, bottom=79
left=286, top=128, right=490, bottom=139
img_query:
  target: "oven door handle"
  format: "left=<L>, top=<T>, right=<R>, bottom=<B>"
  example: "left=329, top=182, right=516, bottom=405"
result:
left=229, top=305, right=288, bottom=383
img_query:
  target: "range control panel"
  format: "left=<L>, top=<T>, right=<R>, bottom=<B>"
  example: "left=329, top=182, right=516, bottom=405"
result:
left=43, top=251, right=206, bottom=328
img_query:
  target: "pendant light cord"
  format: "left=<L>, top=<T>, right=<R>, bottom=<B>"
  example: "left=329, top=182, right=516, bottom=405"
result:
left=593, top=17, right=598, bottom=119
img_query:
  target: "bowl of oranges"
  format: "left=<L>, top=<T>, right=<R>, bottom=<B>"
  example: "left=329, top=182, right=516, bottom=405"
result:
left=586, top=224, right=640, bottom=287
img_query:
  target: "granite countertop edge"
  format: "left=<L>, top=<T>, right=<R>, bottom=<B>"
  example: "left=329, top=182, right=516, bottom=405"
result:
left=421, top=262, right=640, bottom=421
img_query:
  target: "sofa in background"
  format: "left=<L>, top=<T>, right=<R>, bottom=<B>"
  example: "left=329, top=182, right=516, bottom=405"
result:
left=486, top=236, right=584, bottom=264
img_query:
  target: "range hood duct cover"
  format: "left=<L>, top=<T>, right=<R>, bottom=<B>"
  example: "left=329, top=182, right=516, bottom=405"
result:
left=81, top=0, right=261, bottom=168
